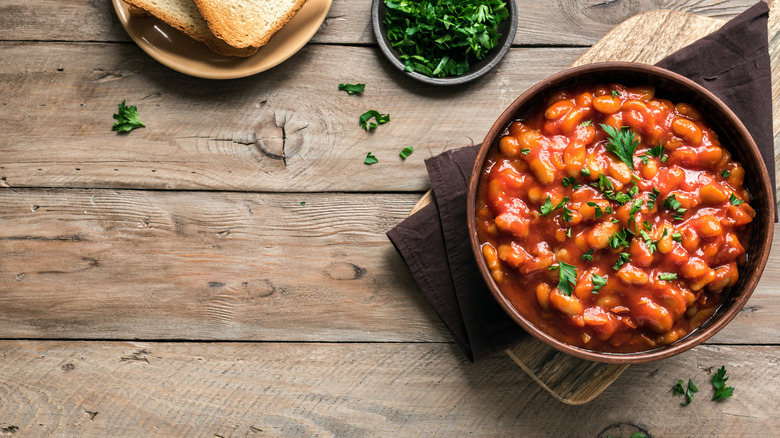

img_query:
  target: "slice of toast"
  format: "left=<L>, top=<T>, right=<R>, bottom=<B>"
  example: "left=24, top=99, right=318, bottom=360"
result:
left=124, top=0, right=259, bottom=57
left=192, top=0, right=308, bottom=49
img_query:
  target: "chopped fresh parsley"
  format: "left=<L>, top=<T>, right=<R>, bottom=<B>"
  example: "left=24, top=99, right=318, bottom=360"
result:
left=640, top=230, right=656, bottom=254
left=112, top=100, right=145, bottom=133
left=300, top=201, right=306, bottom=206
left=721, top=169, right=731, bottom=178
left=520, top=148, right=531, bottom=155
left=540, top=196, right=569, bottom=216
left=663, top=194, right=687, bottom=220
left=609, top=228, right=633, bottom=250
left=640, top=154, right=650, bottom=165
left=658, top=272, right=678, bottom=281
left=580, top=250, right=594, bottom=262
left=611, top=90, right=619, bottom=98
left=628, top=198, right=643, bottom=229
left=642, top=221, right=652, bottom=231
left=338, top=83, right=365, bottom=94
left=631, top=434, right=648, bottom=438
left=562, top=206, right=574, bottom=222
left=562, top=176, right=580, bottom=189
left=591, top=274, right=607, bottom=293
left=647, top=188, right=661, bottom=209
left=711, top=366, right=734, bottom=401
left=672, top=232, right=682, bottom=242
left=580, top=120, right=592, bottom=127
left=613, top=252, right=630, bottom=270
left=554, top=261, right=578, bottom=296
left=601, top=124, right=638, bottom=171
left=587, top=201, right=604, bottom=219
left=359, top=110, right=390, bottom=131
left=580, top=167, right=591, bottom=177
left=673, top=378, right=699, bottom=406
left=399, top=146, right=414, bottom=159
left=566, top=227, right=572, bottom=237
left=384, top=0, right=510, bottom=78
left=729, top=193, right=744, bottom=206
left=627, top=182, right=639, bottom=199
left=364, top=152, right=379, bottom=165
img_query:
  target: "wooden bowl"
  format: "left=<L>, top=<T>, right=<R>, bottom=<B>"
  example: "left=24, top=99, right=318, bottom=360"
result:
left=467, top=62, right=774, bottom=364
left=371, top=0, right=518, bottom=86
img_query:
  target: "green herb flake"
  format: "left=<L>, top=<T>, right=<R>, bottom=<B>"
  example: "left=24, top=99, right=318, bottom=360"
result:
left=643, top=221, right=652, bottom=231
left=631, top=434, right=648, bottom=438
left=587, top=201, right=603, bottom=219
left=540, top=196, right=569, bottom=216
left=663, top=194, right=687, bottom=220
left=338, top=83, right=366, bottom=95
left=112, top=100, right=145, bottom=133
left=721, top=170, right=731, bottom=178
left=300, top=201, right=306, bottom=206
left=591, top=273, right=607, bottom=294
left=383, top=0, right=510, bottom=78
left=640, top=154, right=650, bottom=165
left=711, top=366, right=735, bottom=401
left=520, top=148, right=531, bottom=155
left=672, top=232, right=682, bottom=242
left=729, top=193, right=744, bottom=206
left=364, top=152, right=379, bottom=165
left=611, top=90, right=619, bottom=98
left=673, top=378, right=699, bottom=406
left=580, top=167, right=591, bottom=177
left=566, top=227, right=572, bottom=237
left=658, top=272, right=677, bottom=281
left=600, top=124, right=638, bottom=171
left=556, top=261, right=578, bottom=297
left=628, top=198, right=643, bottom=229
left=580, top=120, right=592, bottom=127
left=647, top=188, right=661, bottom=209
left=359, top=110, right=390, bottom=131
left=562, top=176, right=580, bottom=190
left=613, top=252, right=630, bottom=270
left=580, top=249, right=594, bottom=262
left=399, top=147, right=414, bottom=159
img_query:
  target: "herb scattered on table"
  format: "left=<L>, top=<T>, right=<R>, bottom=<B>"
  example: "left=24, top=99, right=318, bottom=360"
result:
left=359, top=110, right=390, bottom=131
left=399, top=146, right=414, bottom=159
left=338, top=83, right=366, bottom=95
left=300, top=201, right=306, bottom=206
left=383, top=0, right=510, bottom=78
left=112, top=100, right=145, bottom=133
left=711, top=366, right=735, bottom=400
left=673, top=378, right=699, bottom=406
left=364, top=152, right=379, bottom=165
left=601, top=124, right=638, bottom=170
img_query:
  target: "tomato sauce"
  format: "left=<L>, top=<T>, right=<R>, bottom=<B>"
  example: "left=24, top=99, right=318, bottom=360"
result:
left=475, top=83, right=755, bottom=353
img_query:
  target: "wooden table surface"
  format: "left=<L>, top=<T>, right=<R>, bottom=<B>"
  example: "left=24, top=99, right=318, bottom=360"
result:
left=1, top=1, right=778, bottom=436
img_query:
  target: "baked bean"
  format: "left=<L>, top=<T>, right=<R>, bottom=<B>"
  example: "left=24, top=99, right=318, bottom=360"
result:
left=545, top=100, right=574, bottom=120
left=641, top=158, right=658, bottom=179
left=632, top=297, right=673, bottom=333
left=536, top=283, right=552, bottom=310
left=587, top=221, right=620, bottom=249
left=675, top=103, right=703, bottom=120
left=681, top=227, right=700, bottom=252
left=550, top=289, right=583, bottom=315
left=499, top=136, right=521, bottom=157
left=529, top=156, right=556, bottom=185
left=483, top=244, right=503, bottom=283
left=727, top=165, right=745, bottom=187
left=627, top=86, right=656, bottom=101
left=699, top=183, right=728, bottom=205
left=657, top=232, right=674, bottom=254
left=672, top=118, right=703, bottom=145
left=576, top=92, right=594, bottom=108
left=593, top=95, right=621, bottom=114
left=682, top=257, right=709, bottom=280
left=697, top=215, right=722, bottom=239
left=617, top=263, right=649, bottom=285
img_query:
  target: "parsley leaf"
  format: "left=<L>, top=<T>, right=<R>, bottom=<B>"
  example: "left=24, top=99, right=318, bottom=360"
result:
left=600, top=124, right=638, bottom=170
left=540, top=196, right=568, bottom=216
left=673, top=378, right=699, bottom=406
left=580, top=120, right=592, bottom=127
left=729, top=193, right=744, bottom=206
left=587, top=201, right=603, bottom=219
left=561, top=206, right=574, bottom=223
left=562, top=176, right=580, bottom=189
left=711, top=366, right=734, bottom=401
left=591, top=274, right=607, bottom=293
left=609, top=228, right=633, bottom=250
left=658, top=272, right=677, bottom=281
left=672, top=232, right=682, bottom=242
left=647, top=188, right=661, bottom=209
left=580, top=167, right=591, bottom=177
left=580, top=250, right=594, bottom=262
left=338, top=83, right=365, bottom=95
left=721, top=170, right=731, bottom=178
left=611, top=90, right=619, bottom=98
left=555, top=261, right=578, bottom=297
left=384, top=0, right=510, bottom=78
left=399, top=147, right=414, bottom=159
left=642, top=220, right=652, bottom=231
left=613, top=252, right=630, bottom=270
left=520, top=148, right=530, bottom=155
left=364, top=152, right=379, bottom=165
left=359, top=110, right=390, bottom=131
left=300, top=201, right=306, bottom=206
left=112, top=100, right=145, bottom=133
left=663, top=194, right=687, bottom=220
left=628, top=198, right=643, bottom=229
left=647, top=143, right=665, bottom=158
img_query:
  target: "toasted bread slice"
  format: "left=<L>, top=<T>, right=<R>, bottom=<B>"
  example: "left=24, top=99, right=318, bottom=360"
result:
left=124, top=0, right=259, bottom=57
left=193, top=0, right=308, bottom=49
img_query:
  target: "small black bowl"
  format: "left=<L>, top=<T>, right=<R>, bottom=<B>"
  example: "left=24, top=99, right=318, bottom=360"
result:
left=371, top=0, right=518, bottom=86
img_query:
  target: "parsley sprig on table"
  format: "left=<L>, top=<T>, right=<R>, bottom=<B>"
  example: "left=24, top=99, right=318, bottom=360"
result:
left=359, top=110, right=390, bottom=131
left=711, top=366, right=735, bottom=400
left=339, top=83, right=366, bottom=94
left=673, top=379, right=699, bottom=406
left=112, top=100, right=145, bottom=133
left=384, top=0, right=510, bottom=78
left=601, top=124, right=638, bottom=170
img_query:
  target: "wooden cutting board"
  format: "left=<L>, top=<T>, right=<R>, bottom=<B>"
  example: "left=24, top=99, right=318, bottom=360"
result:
left=412, top=9, right=738, bottom=405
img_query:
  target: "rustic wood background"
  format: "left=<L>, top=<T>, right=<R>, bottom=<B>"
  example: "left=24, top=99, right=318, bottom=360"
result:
left=1, top=0, right=778, bottom=436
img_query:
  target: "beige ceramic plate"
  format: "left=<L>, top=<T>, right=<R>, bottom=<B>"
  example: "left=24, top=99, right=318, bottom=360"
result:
left=112, top=0, right=333, bottom=79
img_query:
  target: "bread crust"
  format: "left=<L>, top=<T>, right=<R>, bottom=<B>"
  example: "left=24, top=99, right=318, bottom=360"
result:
left=123, top=0, right=259, bottom=57
left=192, top=0, right=309, bottom=49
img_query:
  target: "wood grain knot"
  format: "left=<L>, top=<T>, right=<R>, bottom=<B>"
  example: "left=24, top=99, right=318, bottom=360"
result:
left=558, top=0, right=639, bottom=27
left=598, top=422, right=651, bottom=438
left=61, top=363, right=75, bottom=372
left=323, top=262, right=366, bottom=280
left=0, top=425, right=18, bottom=435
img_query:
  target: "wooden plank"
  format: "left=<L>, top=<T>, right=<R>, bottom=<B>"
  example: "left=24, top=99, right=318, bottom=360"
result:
left=0, top=188, right=777, bottom=343
left=0, top=0, right=757, bottom=46
left=0, top=341, right=776, bottom=436
left=0, top=43, right=582, bottom=192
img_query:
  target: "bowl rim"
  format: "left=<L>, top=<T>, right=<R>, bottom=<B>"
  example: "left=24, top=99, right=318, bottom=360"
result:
left=467, top=61, right=775, bottom=364
left=370, top=0, right=518, bottom=86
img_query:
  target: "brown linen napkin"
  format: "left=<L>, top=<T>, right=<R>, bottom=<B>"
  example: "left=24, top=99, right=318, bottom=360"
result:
left=387, top=1, right=774, bottom=362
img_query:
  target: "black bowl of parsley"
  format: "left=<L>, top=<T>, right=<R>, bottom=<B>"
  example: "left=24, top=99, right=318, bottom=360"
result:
left=372, top=0, right=518, bottom=86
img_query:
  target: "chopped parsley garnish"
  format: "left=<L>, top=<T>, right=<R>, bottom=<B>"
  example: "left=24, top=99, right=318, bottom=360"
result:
left=566, top=227, right=572, bottom=237
left=729, top=193, right=744, bottom=206
left=673, top=378, right=699, bottom=406
left=587, top=201, right=603, bottom=219
left=647, top=188, right=661, bottom=209
left=580, top=120, right=592, bottom=127
left=562, top=206, right=574, bottom=222
left=540, top=196, right=568, bottom=216
left=359, top=110, right=390, bottom=131
left=639, top=230, right=657, bottom=254
left=580, top=250, right=594, bottom=262
left=628, top=198, right=643, bottom=229
left=639, top=143, right=666, bottom=165
left=640, top=154, right=650, bottom=165
left=613, top=252, right=630, bottom=270
left=594, top=174, right=631, bottom=205
left=627, top=182, right=639, bottom=199
left=721, top=170, right=731, bottom=178
left=672, top=232, right=682, bottom=242
left=338, top=83, right=365, bottom=94
left=554, top=261, right=578, bottom=296
left=580, top=167, right=591, bottom=177
left=591, top=274, right=607, bottom=293
left=112, top=100, right=145, bottom=133
left=601, top=124, right=639, bottom=171
left=711, top=366, right=735, bottom=401
left=663, top=194, right=687, bottom=220
left=609, top=228, right=633, bottom=250
left=643, top=221, right=652, bottom=231
left=611, top=90, right=619, bottom=98
left=562, top=176, right=580, bottom=189
left=399, top=147, right=414, bottom=159
left=364, top=152, right=379, bottom=165
left=520, top=148, right=531, bottom=155
left=658, top=272, right=678, bottom=281
left=383, top=0, right=510, bottom=78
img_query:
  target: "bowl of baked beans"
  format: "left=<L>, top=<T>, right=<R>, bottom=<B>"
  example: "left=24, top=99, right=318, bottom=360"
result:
left=468, top=62, right=774, bottom=363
